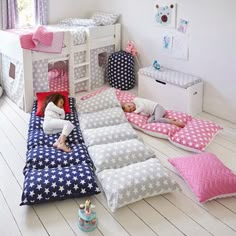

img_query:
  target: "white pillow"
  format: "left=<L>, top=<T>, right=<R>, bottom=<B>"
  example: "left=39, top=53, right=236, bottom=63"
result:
left=92, top=12, right=119, bottom=26
left=98, top=158, right=180, bottom=212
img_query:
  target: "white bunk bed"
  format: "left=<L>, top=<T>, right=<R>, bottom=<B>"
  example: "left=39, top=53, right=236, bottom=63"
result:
left=0, top=23, right=121, bottom=112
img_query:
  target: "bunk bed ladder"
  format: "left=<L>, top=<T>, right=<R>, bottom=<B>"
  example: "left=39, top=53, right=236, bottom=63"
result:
left=69, top=31, right=91, bottom=97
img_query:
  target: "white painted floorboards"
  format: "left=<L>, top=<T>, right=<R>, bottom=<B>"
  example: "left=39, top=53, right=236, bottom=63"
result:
left=0, top=92, right=236, bottom=236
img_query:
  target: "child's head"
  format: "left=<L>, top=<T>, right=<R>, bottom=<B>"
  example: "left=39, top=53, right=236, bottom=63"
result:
left=42, top=93, right=66, bottom=114
left=122, top=102, right=136, bottom=112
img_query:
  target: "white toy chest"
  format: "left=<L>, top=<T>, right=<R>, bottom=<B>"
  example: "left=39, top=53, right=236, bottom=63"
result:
left=138, top=67, right=203, bottom=116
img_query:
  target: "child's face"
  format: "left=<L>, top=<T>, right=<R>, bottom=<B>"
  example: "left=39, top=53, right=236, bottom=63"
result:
left=57, top=98, right=64, bottom=109
left=123, top=102, right=136, bottom=112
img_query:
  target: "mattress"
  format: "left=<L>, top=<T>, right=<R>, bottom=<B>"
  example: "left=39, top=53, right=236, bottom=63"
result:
left=5, top=24, right=87, bottom=47
left=21, top=97, right=100, bottom=205
left=46, top=24, right=87, bottom=46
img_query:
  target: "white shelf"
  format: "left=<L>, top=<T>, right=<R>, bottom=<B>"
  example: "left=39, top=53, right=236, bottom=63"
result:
left=74, top=62, right=90, bottom=68
left=74, top=77, right=89, bottom=84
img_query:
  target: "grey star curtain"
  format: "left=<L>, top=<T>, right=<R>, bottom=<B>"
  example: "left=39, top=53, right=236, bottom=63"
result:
left=1, top=0, right=19, bottom=29
left=34, top=0, right=48, bottom=25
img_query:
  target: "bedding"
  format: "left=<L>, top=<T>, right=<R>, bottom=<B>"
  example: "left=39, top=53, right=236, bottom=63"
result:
left=88, top=139, right=155, bottom=173
left=92, top=12, right=120, bottom=26
left=83, top=123, right=139, bottom=147
left=98, top=158, right=180, bottom=212
left=35, top=91, right=71, bottom=117
left=21, top=97, right=100, bottom=205
left=60, top=18, right=98, bottom=27
left=79, top=107, right=127, bottom=131
left=81, top=88, right=222, bottom=152
left=78, top=88, right=121, bottom=113
left=169, top=152, right=236, bottom=202
left=78, top=88, right=180, bottom=211
left=46, top=24, right=87, bottom=46
left=48, top=68, right=69, bottom=92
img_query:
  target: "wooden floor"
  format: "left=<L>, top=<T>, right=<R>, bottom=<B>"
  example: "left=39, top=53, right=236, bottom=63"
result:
left=0, top=93, right=236, bottom=236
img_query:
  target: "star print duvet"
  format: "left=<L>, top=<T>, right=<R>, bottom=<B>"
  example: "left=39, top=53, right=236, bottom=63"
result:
left=20, top=98, right=100, bottom=206
left=78, top=88, right=180, bottom=212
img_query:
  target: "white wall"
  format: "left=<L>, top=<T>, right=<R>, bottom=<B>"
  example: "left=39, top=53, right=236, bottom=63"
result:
left=48, top=0, right=98, bottom=24
left=96, top=0, right=236, bottom=123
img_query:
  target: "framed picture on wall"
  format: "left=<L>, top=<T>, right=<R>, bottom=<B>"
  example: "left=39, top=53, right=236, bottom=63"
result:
left=155, top=3, right=177, bottom=28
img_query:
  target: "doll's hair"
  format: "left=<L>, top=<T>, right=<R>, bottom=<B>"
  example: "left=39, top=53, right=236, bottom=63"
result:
left=42, top=93, right=65, bottom=115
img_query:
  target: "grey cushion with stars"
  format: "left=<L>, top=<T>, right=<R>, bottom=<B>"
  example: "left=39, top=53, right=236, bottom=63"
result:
left=78, top=88, right=120, bottom=114
left=79, top=107, right=127, bottom=131
left=83, top=123, right=138, bottom=147
left=88, top=139, right=155, bottom=173
left=97, top=158, right=180, bottom=212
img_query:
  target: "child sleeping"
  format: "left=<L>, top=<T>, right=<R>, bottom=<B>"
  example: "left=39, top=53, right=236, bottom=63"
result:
left=42, top=93, right=75, bottom=152
left=122, top=97, right=185, bottom=128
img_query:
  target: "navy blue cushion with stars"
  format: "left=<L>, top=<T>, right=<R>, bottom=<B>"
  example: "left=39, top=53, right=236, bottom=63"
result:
left=24, top=143, right=91, bottom=175
left=21, top=163, right=100, bottom=205
left=21, top=97, right=100, bottom=206
left=27, top=98, right=84, bottom=150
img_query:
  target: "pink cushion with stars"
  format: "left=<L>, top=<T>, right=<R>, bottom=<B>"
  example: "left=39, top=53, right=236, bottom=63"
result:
left=80, top=89, right=222, bottom=152
left=169, top=118, right=222, bottom=152
left=169, top=152, right=236, bottom=202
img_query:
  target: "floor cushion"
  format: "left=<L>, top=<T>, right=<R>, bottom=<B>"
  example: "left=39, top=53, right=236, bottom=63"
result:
left=82, top=123, right=139, bottom=147
left=78, top=88, right=121, bottom=113
left=21, top=163, right=100, bottom=205
left=79, top=107, right=127, bottom=131
left=88, top=139, right=155, bottom=173
left=21, top=97, right=100, bottom=205
left=98, top=158, right=180, bottom=212
left=168, top=152, right=236, bottom=202
left=115, top=90, right=222, bottom=152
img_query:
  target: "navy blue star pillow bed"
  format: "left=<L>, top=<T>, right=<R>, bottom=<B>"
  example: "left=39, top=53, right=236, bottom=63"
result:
left=21, top=95, right=100, bottom=206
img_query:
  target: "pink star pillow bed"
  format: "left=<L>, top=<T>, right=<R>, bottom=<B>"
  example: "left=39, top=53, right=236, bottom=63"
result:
left=80, top=88, right=222, bottom=152
left=169, top=152, right=236, bottom=202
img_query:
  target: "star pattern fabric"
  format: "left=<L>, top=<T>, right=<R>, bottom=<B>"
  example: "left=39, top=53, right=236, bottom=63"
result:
left=78, top=88, right=121, bottom=114
left=88, top=139, right=155, bottom=173
left=107, top=51, right=135, bottom=90
left=79, top=107, right=127, bottom=131
left=27, top=99, right=84, bottom=150
left=78, top=89, right=180, bottom=212
left=83, top=123, right=139, bottom=147
left=21, top=98, right=100, bottom=206
left=115, top=90, right=222, bottom=152
left=97, top=158, right=180, bottom=212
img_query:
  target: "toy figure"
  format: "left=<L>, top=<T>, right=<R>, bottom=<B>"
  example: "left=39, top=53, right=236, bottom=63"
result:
left=78, top=199, right=97, bottom=232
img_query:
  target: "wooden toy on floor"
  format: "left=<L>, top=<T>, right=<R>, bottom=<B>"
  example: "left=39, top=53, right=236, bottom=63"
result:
left=78, top=199, right=97, bottom=232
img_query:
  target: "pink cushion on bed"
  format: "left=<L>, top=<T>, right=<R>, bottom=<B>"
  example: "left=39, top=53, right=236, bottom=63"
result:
left=32, top=26, right=53, bottom=46
left=170, top=118, right=222, bottom=151
left=168, top=153, right=236, bottom=202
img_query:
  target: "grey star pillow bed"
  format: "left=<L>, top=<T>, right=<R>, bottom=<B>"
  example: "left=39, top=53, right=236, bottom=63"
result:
left=88, top=139, right=155, bottom=173
left=97, top=158, right=180, bottom=212
left=78, top=88, right=121, bottom=114
left=82, top=123, right=139, bottom=147
left=79, top=107, right=127, bottom=131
